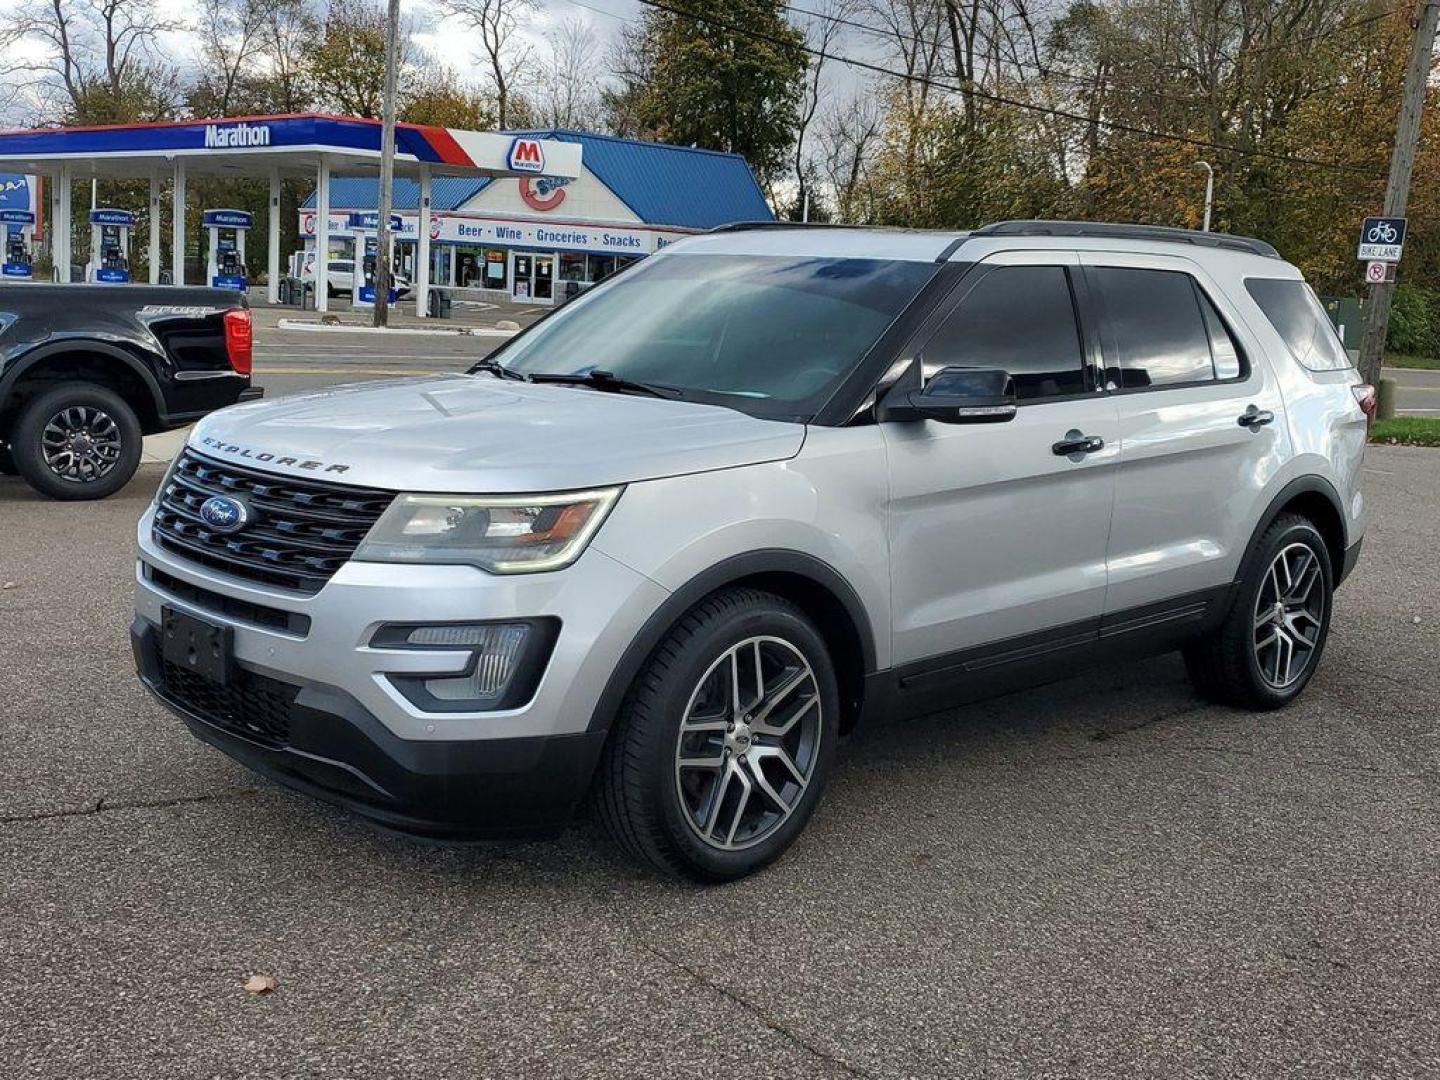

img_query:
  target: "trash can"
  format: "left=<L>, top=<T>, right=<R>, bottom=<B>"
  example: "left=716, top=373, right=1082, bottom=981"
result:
left=428, top=288, right=452, bottom=318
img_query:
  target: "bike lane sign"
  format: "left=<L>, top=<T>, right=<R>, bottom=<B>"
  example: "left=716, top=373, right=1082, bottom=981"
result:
left=1358, top=216, right=1406, bottom=262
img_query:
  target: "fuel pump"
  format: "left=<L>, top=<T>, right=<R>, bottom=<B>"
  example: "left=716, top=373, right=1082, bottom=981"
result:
left=88, top=208, right=135, bottom=283
left=347, top=211, right=403, bottom=308
left=1, top=209, right=35, bottom=279
left=203, top=209, right=253, bottom=290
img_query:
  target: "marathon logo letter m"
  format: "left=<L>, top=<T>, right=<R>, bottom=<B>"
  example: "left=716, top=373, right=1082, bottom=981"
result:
left=507, top=138, right=546, bottom=173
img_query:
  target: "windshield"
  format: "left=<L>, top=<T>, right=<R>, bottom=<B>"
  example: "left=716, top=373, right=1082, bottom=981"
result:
left=488, top=253, right=937, bottom=419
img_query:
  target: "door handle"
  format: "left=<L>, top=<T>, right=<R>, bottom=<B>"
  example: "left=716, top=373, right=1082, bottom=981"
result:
left=1052, top=431, right=1105, bottom=457
left=1237, top=405, right=1275, bottom=429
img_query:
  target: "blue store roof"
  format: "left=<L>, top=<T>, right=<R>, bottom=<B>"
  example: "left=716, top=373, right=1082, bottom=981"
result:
left=302, top=130, right=772, bottom=230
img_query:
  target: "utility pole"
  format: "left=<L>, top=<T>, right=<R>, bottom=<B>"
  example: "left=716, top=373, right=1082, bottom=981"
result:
left=1358, top=0, right=1440, bottom=387
left=373, top=0, right=401, bottom=329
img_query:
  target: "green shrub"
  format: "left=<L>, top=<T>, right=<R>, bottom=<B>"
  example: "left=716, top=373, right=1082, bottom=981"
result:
left=1386, top=283, right=1438, bottom=357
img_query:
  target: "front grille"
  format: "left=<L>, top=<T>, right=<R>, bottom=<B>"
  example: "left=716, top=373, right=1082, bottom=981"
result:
left=145, top=566, right=312, bottom=636
left=152, top=450, right=393, bottom=593
left=161, top=659, right=299, bottom=747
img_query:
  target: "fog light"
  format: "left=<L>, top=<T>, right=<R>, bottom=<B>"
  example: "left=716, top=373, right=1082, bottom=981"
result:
left=406, top=623, right=530, bottom=704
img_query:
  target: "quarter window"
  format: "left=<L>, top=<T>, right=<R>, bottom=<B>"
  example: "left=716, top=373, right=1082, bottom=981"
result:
left=1090, top=267, right=1222, bottom=388
left=920, top=265, right=1086, bottom=401
left=1245, top=278, right=1353, bottom=372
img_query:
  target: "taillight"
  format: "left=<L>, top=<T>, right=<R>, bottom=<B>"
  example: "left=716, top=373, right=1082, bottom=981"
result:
left=223, top=308, right=253, bottom=376
left=1352, top=383, right=1376, bottom=425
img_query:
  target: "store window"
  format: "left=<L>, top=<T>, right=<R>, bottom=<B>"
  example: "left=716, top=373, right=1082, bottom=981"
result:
left=587, top=254, right=617, bottom=282
left=559, top=252, right=586, bottom=283
left=482, top=247, right=508, bottom=290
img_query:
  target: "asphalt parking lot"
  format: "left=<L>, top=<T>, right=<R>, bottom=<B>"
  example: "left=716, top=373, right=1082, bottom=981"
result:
left=3, top=386, right=1439, bottom=1075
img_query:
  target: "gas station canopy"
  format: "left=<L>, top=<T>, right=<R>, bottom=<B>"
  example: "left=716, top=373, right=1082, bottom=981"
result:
left=0, top=112, right=582, bottom=180
left=0, top=112, right=582, bottom=313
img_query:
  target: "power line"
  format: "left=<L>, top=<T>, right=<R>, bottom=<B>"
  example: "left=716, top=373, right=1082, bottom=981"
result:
left=610, top=0, right=1385, bottom=176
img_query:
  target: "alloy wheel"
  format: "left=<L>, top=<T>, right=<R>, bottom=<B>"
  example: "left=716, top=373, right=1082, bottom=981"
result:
left=1252, top=541, right=1326, bottom=689
left=41, top=405, right=123, bottom=483
left=674, top=635, right=823, bottom=851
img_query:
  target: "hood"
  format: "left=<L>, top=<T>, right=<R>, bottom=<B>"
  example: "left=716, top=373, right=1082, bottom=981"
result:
left=189, top=374, right=806, bottom=492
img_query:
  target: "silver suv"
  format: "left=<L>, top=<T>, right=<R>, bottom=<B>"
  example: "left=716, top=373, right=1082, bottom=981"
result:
left=132, top=221, right=1373, bottom=881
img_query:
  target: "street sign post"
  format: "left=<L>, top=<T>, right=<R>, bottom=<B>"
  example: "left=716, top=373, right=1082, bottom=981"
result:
left=1358, top=216, right=1406, bottom=262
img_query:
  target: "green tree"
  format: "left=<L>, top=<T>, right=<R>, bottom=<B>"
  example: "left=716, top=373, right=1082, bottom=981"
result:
left=309, top=0, right=413, bottom=118
left=606, top=0, right=807, bottom=185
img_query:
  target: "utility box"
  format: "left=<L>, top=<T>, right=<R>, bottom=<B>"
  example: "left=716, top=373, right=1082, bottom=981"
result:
left=1320, top=296, right=1363, bottom=349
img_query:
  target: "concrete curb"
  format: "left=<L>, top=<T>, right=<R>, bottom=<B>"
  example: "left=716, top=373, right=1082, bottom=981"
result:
left=142, top=427, right=190, bottom=465
left=276, top=319, right=516, bottom=337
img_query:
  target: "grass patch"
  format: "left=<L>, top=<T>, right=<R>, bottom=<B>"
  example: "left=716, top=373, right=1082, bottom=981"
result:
left=1370, top=416, right=1440, bottom=446
left=1384, top=353, right=1440, bottom=370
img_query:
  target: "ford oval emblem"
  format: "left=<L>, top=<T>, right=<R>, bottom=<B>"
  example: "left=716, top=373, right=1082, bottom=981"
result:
left=199, top=495, right=249, bottom=533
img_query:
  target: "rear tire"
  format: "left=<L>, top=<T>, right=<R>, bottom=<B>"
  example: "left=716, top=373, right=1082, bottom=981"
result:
left=10, top=383, right=142, bottom=500
left=1184, top=513, right=1333, bottom=710
left=596, top=587, right=839, bottom=882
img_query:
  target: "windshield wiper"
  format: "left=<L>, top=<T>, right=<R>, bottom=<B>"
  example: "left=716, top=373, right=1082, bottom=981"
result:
left=526, top=369, right=679, bottom=399
left=468, top=358, right=528, bottom=381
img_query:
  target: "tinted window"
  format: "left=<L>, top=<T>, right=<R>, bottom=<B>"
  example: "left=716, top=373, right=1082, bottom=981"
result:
left=1199, top=291, right=1243, bottom=379
left=921, top=265, right=1085, bottom=400
left=1245, top=278, right=1352, bottom=371
left=494, top=254, right=936, bottom=419
left=1091, top=267, right=1214, bottom=388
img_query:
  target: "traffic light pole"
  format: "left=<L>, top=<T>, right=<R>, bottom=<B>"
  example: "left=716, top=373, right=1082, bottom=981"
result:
left=1357, top=0, right=1440, bottom=387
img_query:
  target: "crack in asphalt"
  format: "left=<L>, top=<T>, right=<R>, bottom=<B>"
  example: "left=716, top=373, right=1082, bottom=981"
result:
left=0, top=788, right=258, bottom=826
left=639, top=941, right=872, bottom=1078
left=1090, top=703, right=1206, bottom=742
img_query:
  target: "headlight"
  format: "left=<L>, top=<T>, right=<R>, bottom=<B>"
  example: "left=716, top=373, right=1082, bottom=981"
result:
left=353, top=488, right=620, bottom=573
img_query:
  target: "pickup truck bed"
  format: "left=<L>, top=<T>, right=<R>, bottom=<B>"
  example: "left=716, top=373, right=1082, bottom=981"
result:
left=0, top=284, right=260, bottom=499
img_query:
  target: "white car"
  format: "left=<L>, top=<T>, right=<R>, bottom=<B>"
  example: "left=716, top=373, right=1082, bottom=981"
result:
left=302, top=256, right=411, bottom=300
left=136, top=220, right=1372, bottom=881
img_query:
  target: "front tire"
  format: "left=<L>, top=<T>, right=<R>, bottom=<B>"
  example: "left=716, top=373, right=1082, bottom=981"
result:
left=10, top=383, right=142, bottom=500
left=1184, top=513, right=1334, bottom=709
left=596, top=588, right=839, bottom=882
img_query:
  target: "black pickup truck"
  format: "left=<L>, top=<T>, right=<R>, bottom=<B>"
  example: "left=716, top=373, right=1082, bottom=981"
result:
left=0, top=285, right=260, bottom=499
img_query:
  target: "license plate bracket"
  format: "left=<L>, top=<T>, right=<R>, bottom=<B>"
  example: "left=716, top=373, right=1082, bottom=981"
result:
left=161, top=606, right=234, bottom=685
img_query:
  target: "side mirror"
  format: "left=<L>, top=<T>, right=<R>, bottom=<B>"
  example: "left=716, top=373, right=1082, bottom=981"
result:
left=877, top=361, right=1017, bottom=424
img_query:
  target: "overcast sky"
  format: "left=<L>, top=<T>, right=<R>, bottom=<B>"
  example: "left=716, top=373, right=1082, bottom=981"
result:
left=0, top=0, right=876, bottom=129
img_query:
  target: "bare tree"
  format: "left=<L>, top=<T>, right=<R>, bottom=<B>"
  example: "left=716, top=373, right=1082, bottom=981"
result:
left=790, top=0, right=853, bottom=220
left=258, top=0, right=321, bottom=113
left=821, top=93, right=884, bottom=222
left=6, top=0, right=186, bottom=120
left=193, top=0, right=276, bottom=115
left=441, top=0, right=535, bottom=128
left=535, top=17, right=602, bottom=130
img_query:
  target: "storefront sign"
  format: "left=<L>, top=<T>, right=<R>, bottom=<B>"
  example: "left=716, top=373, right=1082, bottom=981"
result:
left=300, top=210, right=688, bottom=255
left=508, top=138, right=546, bottom=173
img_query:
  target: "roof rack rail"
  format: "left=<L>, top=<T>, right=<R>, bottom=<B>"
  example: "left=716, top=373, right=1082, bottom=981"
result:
left=708, top=220, right=864, bottom=232
left=971, top=220, right=1280, bottom=258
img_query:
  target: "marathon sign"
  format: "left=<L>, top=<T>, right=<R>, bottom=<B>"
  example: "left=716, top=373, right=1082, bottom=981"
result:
left=204, top=122, right=272, bottom=149
left=508, top=138, right=546, bottom=173
left=202, top=209, right=253, bottom=229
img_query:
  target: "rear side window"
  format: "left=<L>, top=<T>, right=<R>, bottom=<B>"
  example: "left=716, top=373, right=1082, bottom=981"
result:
left=1090, top=267, right=1220, bottom=388
left=1245, top=278, right=1353, bottom=371
left=921, top=265, right=1086, bottom=401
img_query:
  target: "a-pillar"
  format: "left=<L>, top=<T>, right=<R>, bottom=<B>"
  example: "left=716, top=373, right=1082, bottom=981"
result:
left=171, top=159, right=186, bottom=285
left=416, top=166, right=431, bottom=317
left=267, top=168, right=282, bottom=305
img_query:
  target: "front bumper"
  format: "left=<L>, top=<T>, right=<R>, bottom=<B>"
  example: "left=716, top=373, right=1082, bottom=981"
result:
left=133, top=619, right=603, bottom=837
left=133, top=502, right=670, bottom=836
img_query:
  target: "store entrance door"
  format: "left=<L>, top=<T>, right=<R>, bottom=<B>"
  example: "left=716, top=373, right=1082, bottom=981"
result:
left=512, top=252, right=556, bottom=303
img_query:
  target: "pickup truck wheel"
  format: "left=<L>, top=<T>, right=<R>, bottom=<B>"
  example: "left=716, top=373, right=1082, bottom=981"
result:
left=10, top=383, right=142, bottom=500
left=596, top=587, right=839, bottom=882
left=1184, top=514, right=1333, bottom=710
